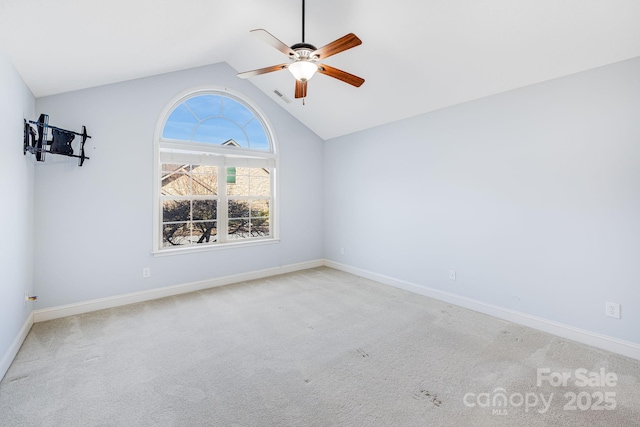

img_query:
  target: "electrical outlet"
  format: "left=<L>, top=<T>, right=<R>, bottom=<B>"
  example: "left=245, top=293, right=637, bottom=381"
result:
left=605, top=302, right=621, bottom=319
left=340, top=247, right=345, bottom=255
left=449, top=270, right=456, bottom=281
left=142, top=267, right=151, bottom=278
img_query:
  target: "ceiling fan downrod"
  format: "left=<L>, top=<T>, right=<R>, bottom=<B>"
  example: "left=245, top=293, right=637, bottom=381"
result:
left=302, top=0, right=306, bottom=43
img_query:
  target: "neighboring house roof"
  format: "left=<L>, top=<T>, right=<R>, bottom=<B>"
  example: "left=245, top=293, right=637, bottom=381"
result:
left=222, top=139, right=240, bottom=148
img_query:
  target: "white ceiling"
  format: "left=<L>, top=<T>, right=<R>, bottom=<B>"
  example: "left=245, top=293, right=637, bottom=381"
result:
left=1, top=0, right=639, bottom=140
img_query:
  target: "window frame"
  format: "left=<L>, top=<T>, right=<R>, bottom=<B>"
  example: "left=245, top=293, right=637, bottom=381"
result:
left=152, top=87, right=279, bottom=256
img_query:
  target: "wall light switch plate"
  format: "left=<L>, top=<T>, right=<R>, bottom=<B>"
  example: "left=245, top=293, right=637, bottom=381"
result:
left=449, top=270, right=456, bottom=281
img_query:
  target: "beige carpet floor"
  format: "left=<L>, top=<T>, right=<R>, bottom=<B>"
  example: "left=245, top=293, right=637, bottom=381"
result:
left=1, top=267, right=639, bottom=426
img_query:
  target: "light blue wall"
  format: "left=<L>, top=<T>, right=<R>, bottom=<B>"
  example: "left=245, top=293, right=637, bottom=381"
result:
left=324, top=57, right=640, bottom=344
left=34, top=63, right=324, bottom=308
left=5, top=52, right=639, bottom=364
left=0, top=52, right=35, bottom=373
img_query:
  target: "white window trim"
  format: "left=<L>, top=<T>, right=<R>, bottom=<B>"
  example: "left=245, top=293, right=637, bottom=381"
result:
left=152, top=86, right=279, bottom=256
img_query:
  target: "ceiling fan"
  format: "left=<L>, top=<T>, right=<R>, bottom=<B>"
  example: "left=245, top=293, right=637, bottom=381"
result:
left=237, top=0, right=365, bottom=101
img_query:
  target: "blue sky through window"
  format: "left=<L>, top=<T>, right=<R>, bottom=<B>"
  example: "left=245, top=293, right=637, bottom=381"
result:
left=162, top=94, right=270, bottom=151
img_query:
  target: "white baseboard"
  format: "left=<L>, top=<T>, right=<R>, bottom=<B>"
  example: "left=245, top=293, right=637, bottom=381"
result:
left=0, top=312, right=33, bottom=382
left=34, top=259, right=324, bottom=323
left=27, top=257, right=640, bottom=361
left=324, top=259, right=640, bottom=361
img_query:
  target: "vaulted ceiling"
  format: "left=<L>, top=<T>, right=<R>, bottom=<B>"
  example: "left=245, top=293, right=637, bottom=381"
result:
left=1, top=0, right=639, bottom=140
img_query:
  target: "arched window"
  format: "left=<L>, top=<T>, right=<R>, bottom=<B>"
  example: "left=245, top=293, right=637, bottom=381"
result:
left=153, top=88, right=278, bottom=253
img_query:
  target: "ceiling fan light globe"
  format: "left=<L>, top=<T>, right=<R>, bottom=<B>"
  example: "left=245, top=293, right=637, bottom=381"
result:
left=289, top=61, right=318, bottom=82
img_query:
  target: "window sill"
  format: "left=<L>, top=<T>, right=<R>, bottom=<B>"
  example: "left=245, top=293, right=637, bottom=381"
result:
left=152, top=238, right=280, bottom=257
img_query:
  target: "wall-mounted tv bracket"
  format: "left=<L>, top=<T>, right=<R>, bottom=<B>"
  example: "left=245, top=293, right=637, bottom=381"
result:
left=24, top=114, right=92, bottom=166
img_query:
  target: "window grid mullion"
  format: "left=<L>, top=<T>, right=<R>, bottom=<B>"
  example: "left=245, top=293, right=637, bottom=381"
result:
left=218, top=165, right=228, bottom=243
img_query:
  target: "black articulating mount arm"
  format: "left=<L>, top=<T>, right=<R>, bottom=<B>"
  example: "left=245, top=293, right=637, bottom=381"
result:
left=24, top=114, right=92, bottom=166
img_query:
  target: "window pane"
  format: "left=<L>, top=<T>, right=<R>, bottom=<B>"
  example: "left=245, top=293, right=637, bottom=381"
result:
left=163, top=200, right=190, bottom=222
left=250, top=176, right=270, bottom=196
left=191, top=165, right=217, bottom=195
left=162, top=164, right=190, bottom=173
left=162, top=105, right=198, bottom=140
left=192, top=176, right=217, bottom=196
left=251, top=218, right=270, bottom=237
left=250, top=200, right=269, bottom=218
left=228, top=219, right=250, bottom=240
left=162, top=175, right=190, bottom=196
left=185, top=95, right=222, bottom=120
left=227, top=173, right=248, bottom=196
left=223, top=98, right=255, bottom=126
left=161, top=164, right=190, bottom=196
left=192, top=165, right=217, bottom=175
left=192, top=200, right=217, bottom=221
left=192, top=221, right=217, bottom=244
left=243, top=118, right=269, bottom=151
left=163, top=222, right=191, bottom=247
left=227, top=218, right=270, bottom=240
left=227, top=168, right=271, bottom=196
left=192, top=118, right=247, bottom=146
left=162, top=164, right=191, bottom=196
left=228, top=200, right=250, bottom=219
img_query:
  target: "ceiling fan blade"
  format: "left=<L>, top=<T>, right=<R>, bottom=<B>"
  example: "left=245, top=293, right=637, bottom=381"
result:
left=237, top=64, right=289, bottom=79
left=312, top=33, right=362, bottom=60
left=251, top=29, right=297, bottom=58
left=295, top=80, right=307, bottom=98
left=317, top=64, right=365, bottom=87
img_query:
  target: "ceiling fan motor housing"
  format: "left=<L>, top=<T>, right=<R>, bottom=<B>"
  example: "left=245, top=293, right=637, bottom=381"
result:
left=291, top=43, right=318, bottom=59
